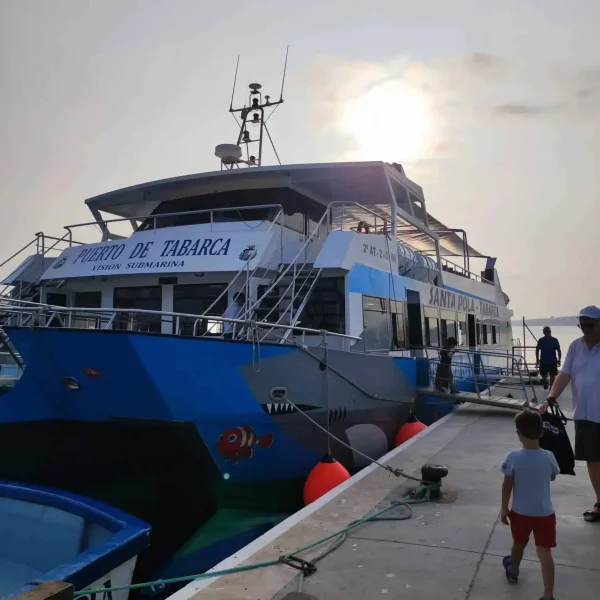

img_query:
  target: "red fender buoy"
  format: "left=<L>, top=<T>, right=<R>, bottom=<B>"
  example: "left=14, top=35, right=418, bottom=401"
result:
left=394, top=414, right=427, bottom=447
left=303, top=452, right=351, bottom=505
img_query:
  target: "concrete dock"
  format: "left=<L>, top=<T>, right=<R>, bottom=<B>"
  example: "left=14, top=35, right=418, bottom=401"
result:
left=174, top=386, right=600, bottom=600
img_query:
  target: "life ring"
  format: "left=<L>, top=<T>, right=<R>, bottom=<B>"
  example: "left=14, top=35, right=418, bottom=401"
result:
left=356, top=221, right=370, bottom=234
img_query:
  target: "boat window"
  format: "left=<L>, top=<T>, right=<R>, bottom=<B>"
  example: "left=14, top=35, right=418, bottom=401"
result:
left=425, top=317, right=440, bottom=347
left=71, top=291, right=103, bottom=329
left=284, top=211, right=305, bottom=234
left=362, top=295, right=391, bottom=351
left=391, top=300, right=406, bottom=349
left=173, top=284, right=228, bottom=336
left=406, top=289, right=423, bottom=347
left=457, top=313, right=467, bottom=346
left=492, top=324, right=498, bottom=344
left=45, top=293, right=68, bottom=328
left=475, top=319, right=482, bottom=346
left=363, top=296, right=387, bottom=311
left=136, top=187, right=326, bottom=233
left=481, top=323, right=488, bottom=345
left=392, top=315, right=406, bottom=349
left=46, top=293, right=67, bottom=307
left=467, top=314, right=476, bottom=347
left=74, top=292, right=102, bottom=308
left=302, top=277, right=346, bottom=333
left=114, top=286, right=162, bottom=333
left=441, top=319, right=457, bottom=345
left=439, top=309, right=456, bottom=345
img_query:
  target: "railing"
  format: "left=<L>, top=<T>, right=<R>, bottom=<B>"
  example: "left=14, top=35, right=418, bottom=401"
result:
left=425, top=345, right=538, bottom=406
left=328, top=201, right=489, bottom=285
left=329, top=201, right=393, bottom=235
left=0, top=231, right=86, bottom=301
left=236, top=207, right=330, bottom=339
left=439, top=256, right=492, bottom=284
left=0, top=300, right=361, bottom=351
left=184, top=205, right=285, bottom=335
left=511, top=344, right=539, bottom=374
left=64, top=204, right=286, bottom=240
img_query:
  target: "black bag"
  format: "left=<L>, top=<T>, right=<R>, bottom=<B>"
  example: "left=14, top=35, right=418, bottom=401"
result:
left=539, top=405, right=576, bottom=476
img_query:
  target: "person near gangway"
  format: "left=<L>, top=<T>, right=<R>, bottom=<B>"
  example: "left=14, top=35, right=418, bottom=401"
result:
left=435, top=337, right=459, bottom=394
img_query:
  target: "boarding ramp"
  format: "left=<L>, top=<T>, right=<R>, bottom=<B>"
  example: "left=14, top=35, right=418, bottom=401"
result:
left=416, top=346, right=539, bottom=411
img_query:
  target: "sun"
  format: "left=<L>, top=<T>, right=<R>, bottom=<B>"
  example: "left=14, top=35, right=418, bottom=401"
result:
left=340, top=80, right=433, bottom=162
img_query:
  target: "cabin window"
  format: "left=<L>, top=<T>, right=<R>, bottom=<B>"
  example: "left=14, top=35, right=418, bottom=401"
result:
left=173, top=284, right=228, bottom=336
left=74, top=291, right=102, bottom=308
left=441, top=319, right=457, bottom=344
left=475, top=319, right=482, bottom=346
left=46, top=293, right=67, bottom=307
left=392, top=301, right=406, bottom=349
left=482, top=323, right=489, bottom=345
left=45, top=293, right=67, bottom=328
left=440, top=309, right=456, bottom=345
left=492, top=325, right=498, bottom=344
left=457, top=313, right=467, bottom=346
left=425, top=317, right=440, bottom=347
left=406, top=289, right=424, bottom=347
left=72, top=291, right=103, bottom=329
left=423, top=306, right=439, bottom=348
left=362, top=295, right=391, bottom=351
left=302, top=277, right=345, bottom=333
left=114, top=286, right=162, bottom=333
left=284, top=212, right=305, bottom=234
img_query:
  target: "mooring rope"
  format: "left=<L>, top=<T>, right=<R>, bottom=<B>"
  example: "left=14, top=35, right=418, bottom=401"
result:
left=73, top=491, right=434, bottom=597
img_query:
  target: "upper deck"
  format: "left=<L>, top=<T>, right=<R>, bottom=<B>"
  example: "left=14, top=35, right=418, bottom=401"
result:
left=84, top=161, right=484, bottom=260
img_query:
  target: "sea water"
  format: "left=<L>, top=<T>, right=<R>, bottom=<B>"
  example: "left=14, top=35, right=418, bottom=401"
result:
left=518, top=325, right=581, bottom=365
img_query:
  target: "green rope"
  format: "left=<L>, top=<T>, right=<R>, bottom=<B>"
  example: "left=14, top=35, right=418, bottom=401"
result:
left=73, top=486, right=433, bottom=597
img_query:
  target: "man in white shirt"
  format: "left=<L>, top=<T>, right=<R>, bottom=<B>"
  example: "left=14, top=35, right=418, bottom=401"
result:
left=223, top=292, right=245, bottom=339
left=547, top=305, right=600, bottom=522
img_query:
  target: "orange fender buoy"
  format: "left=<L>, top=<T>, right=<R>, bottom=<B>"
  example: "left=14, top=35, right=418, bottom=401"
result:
left=394, top=414, right=427, bottom=447
left=303, top=453, right=351, bottom=505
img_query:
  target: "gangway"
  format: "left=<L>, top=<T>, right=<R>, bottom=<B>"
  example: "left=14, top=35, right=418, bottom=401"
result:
left=416, top=346, right=540, bottom=411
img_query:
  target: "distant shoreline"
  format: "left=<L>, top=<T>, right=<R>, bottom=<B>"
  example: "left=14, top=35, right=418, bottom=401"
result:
left=512, top=317, right=577, bottom=327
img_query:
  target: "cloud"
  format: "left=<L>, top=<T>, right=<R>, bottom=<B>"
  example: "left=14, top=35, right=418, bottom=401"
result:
left=330, top=54, right=599, bottom=122
left=492, top=103, right=562, bottom=117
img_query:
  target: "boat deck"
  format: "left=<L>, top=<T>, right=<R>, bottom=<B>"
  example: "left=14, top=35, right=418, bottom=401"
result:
left=173, top=385, right=600, bottom=600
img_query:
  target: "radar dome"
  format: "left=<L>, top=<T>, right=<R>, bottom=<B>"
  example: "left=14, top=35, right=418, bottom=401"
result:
left=215, top=144, right=242, bottom=164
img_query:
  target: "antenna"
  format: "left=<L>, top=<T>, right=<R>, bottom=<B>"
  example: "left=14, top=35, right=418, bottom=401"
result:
left=216, top=48, right=289, bottom=170
left=229, top=55, right=240, bottom=111
left=279, top=45, right=289, bottom=102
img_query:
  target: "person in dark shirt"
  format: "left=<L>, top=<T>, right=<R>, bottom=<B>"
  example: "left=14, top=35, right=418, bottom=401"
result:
left=536, top=327, right=561, bottom=390
left=435, top=337, right=459, bottom=394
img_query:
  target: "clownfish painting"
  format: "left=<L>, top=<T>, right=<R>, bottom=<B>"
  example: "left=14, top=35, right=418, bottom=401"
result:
left=216, top=425, right=274, bottom=464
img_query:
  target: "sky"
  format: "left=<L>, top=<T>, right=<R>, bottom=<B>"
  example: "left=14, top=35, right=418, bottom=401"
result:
left=1, top=0, right=599, bottom=318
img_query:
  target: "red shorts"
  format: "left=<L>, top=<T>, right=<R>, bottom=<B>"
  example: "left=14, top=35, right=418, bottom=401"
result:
left=510, top=511, right=556, bottom=548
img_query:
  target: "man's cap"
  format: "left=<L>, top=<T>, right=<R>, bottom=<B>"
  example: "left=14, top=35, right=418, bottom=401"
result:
left=578, top=305, right=600, bottom=320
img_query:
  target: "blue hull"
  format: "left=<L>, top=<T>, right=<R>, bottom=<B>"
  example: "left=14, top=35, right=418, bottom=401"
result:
left=3, top=327, right=416, bottom=482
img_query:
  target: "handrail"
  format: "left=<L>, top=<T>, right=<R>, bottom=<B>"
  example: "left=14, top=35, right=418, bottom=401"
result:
left=240, top=205, right=330, bottom=322
left=194, top=207, right=284, bottom=327
left=328, top=200, right=488, bottom=284
left=0, top=300, right=360, bottom=342
left=0, top=238, right=38, bottom=270
left=329, top=200, right=393, bottom=233
left=422, top=344, right=537, bottom=406
left=64, top=203, right=285, bottom=235
left=440, top=256, right=492, bottom=284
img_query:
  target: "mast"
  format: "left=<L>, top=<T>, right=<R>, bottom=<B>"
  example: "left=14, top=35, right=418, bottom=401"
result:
left=215, top=48, right=288, bottom=170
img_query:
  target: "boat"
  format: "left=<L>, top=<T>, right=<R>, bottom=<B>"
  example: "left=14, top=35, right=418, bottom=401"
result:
left=0, top=70, right=514, bottom=592
left=0, top=481, right=149, bottom=600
